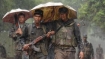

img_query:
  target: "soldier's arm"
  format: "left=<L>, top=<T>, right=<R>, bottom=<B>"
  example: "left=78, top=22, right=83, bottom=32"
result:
left=9, top=27, right=17, bottom=41
left=73, top=22, right=82, bottom=59
left=79, top=43, right=84, bottom=59
left=43, top=21, right=56, bottom=37
left=73, top=22, right=82, bottom=48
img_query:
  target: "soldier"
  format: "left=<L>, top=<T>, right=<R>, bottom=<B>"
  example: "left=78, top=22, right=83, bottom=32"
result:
left=23, top=9, right=54, bottom=59
left=9, top=13, right=29, bottom=59
left=96, top=44, right=104, bottom=59
left=79, top=35, right=94, bottom=59
left=51, top=7, right=81, bottom=59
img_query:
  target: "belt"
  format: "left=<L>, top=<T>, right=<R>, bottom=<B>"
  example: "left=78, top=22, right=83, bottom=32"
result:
left=55, top=45, right=71, bottom=49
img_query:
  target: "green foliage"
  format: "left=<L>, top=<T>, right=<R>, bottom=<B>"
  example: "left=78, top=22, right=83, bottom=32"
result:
left=13, top=0, right=36, bottom=9
left=0, top=0, right=14, bottom=31
left=78, top=0, right=105, bottom=30
left=53, top=0, right=83, bottom=10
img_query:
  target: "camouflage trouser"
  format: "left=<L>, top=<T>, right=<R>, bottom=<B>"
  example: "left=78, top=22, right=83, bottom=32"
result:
left=15, top=51, right=22, bottom=59
left=14, top=42, right=22, bottom=59
left=14, top=49, right=29, bottom=59
left=54, top=47, right=76, bottom=59
left=29, top=52, right=47, bottom=59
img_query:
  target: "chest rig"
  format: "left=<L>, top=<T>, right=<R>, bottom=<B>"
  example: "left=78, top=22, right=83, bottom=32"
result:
left=52, top=21, right=77, bottom=47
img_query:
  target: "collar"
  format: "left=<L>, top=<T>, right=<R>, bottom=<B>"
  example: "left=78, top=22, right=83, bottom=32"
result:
left=60, top=19, right=74, bottom=26
left=32, top=23, right=42, bottom=29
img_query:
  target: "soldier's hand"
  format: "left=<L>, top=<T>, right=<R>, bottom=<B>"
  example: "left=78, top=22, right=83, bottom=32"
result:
left=46, top=31, right=55, bottom=37
left=23, top=44, right=30, bottom=51
left=47, top=32, right=51, bottom=37
left=15, top=28, right=23, bottom=35
left=50, top=31, right=55, bottom=35
left=79, top=51, right=84, bottom=59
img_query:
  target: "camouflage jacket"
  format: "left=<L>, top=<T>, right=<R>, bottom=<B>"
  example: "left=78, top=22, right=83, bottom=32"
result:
left=96, top=47, right=103, bottom=55
left=9, top=23, right=28, bottom=42
left=52, top=19, right=81, bottom=47
left=80, top=41, right=94, bottom=58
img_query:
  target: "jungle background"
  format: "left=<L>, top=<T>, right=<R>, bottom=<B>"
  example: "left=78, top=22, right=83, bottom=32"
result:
left=0, top=0, right=105, bottom=59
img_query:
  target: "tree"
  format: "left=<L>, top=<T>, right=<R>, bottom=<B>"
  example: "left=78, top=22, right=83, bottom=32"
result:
left=78, top=0, right=105, bottom=31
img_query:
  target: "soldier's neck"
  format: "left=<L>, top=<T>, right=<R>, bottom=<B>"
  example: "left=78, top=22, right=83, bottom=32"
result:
left=62, top=19, right=68, bottom=22
left=35, top=23, right=40, bottom=28
left=19, top=22, right=24, bottom=24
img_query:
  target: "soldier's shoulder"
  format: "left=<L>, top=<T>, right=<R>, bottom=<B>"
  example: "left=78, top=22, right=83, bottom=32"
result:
left=88, top=42, right=93, bottom=47
left=26, top=23, right=33, bottom=29
left=87, top=41, right=92, bottom=45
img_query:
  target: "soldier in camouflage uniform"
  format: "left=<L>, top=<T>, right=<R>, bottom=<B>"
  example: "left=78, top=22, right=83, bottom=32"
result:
left=23, top=9, right=54, bottom=59
left=9, top=13, right=29, bottom=59
left=79, top=35, right=94, bottom=59
left=96, top=44, right=104, bottom=59
left=52, top=7, right=81, bottom=59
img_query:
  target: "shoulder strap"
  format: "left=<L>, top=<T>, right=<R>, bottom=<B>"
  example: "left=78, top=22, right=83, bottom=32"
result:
left=55, top=21, right=63, bottom=33
left=42, top=25, right=46, bottom=34
left=69, top=22, right=75, bottom=26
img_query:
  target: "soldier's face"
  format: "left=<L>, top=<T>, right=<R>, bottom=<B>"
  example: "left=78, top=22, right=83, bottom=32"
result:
left=59, top=13, right=67, bottom=21
left=83, top=37, right=87, bottom=42
left=18, top=15, right=25, bottom=23
left=33, top=14, right=42, bottom=24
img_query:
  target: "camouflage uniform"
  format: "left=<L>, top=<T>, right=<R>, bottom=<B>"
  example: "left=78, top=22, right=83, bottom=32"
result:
left=52, top=19, right=81, bottom=59
left=80, top=41, right=94, bottom=59
left=9, top=23, right=28, bottom=59
left=96, top=45, right=104, bottom=59
left=28, top=23, right=49, bottom=59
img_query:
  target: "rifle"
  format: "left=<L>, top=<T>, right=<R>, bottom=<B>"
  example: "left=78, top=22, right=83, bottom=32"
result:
left=23, top=22, right=63, bottom=51
left=23, top=34, right=47, bottom=51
